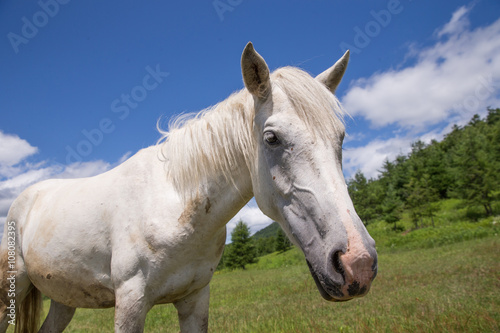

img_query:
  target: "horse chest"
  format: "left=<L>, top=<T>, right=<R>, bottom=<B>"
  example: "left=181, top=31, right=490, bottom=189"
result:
left=142, top=219, right=226, bottom=304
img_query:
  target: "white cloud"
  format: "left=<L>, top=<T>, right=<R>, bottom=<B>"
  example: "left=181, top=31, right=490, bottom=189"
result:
left=226, top=199, right=273, bottom=243
left=56, top=161, right=111, bottom=179
left=342, top=7, right=500, bottom=130
left=436, top=5, right=472, bottom=38
left=343, top=131, right=366, bottom=144
left=0, top=131, right=38, bottom=167
left=343, top=136, right=413, bottom=179
left=117, top=151, right=133, bottom=165
left=342, top=124, right=457, bottom=180
left=0, top=167, right=54, bottom=193
left=341, top=6, right=500, bottom=179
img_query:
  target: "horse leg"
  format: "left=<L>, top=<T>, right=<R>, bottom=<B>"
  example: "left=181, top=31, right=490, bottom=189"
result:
left=39, top=299, right=76, bottom=332
left=114, top=277, right=151, bottom=333
left=174, top=285, right=210, bottom=333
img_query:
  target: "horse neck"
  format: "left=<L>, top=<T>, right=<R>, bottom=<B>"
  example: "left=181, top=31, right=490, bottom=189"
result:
left=161, top=91, right=256, bottom=229
left=170, top=145, right=254, bottom=237
left=191, top=114, right=255, bottom=230
left=208, top=161, right=254, bottom=223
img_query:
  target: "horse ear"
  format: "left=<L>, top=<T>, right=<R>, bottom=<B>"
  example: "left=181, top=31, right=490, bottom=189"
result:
left=241, top=42, right=271, bottom=99
left=316, top=50, right=350, bottom=94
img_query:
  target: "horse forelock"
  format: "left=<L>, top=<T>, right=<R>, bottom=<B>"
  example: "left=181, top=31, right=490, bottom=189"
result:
left=271, top=67, right=346, bottom=142
left=157, top=66, right=346, bottom=200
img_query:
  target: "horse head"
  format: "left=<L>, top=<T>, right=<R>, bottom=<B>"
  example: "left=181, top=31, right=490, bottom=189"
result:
left=242, top=42, right=377, bottom=302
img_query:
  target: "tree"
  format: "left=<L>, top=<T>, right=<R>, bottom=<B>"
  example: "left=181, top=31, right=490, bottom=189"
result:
left=381, top=183, right=403, bottom=231
left=254, top=237, right=275, bottom=257
left=347, top=170, right=381, bottom=224
left=275, top=229, right=292, bottom=253
left=224, top=221, right=257, bottom=270
left=405, top=145, right=440, bottom=229
left=346, top=108, right=499, bottom=228
left=450, top=119, right=498, bottom=216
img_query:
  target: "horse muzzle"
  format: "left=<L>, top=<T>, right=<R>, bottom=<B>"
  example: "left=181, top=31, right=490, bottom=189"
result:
left=306, top=244, right=378, bottom=302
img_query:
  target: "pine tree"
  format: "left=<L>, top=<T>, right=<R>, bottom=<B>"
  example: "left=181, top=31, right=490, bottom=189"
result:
left=347, top=170, right=381, bottom=224
left=451, top=117, right=497, bottom=216
left=275, top=228, right=292, bottom=253
left=255, top=237, right=275, bottom=257
left=225, top=221, right=257, bottom=270
left=405, top=171, right=439, bottom=228
left=381, top=183, right=403, bottom=231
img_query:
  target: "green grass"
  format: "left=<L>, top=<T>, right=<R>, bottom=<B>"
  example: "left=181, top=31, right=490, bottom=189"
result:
left=10, top=200, right=500, bottom=332
left=14, top=235, right=499, bottom=332
left=366, top=199, right=500, bottom=253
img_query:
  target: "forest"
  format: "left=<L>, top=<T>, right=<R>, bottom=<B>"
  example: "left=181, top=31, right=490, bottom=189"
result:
left=347, top=108, right=500, bottom=230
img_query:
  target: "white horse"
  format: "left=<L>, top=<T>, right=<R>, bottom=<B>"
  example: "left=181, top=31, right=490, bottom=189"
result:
left=0, top=42, right=377, bottom=332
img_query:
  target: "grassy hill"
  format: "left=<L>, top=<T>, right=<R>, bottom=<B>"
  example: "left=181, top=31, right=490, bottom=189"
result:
left=25, top=235, right=499, bottom=332
left=366, top=198, right=499, bottom=252
left=251, top=222, right=280, bottom=239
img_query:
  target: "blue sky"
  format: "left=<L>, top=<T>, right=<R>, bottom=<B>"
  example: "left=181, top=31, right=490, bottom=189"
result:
left=1, top=0, right=499, bottom=239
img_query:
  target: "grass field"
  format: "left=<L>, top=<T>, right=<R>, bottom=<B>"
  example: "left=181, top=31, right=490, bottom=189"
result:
left=15, top=235, right=499, bottom=332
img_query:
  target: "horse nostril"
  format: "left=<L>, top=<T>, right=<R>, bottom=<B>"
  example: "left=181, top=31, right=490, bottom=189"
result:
left=331, top=250, right=345, bottom=282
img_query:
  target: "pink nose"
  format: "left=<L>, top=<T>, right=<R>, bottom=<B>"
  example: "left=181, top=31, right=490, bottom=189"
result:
left=337, top=243, right=377, bottom=298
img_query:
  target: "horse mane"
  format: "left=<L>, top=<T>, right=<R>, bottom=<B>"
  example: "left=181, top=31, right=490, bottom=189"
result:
left=158, top=66, right=345, bottom=199
left=158, top=89, right=256, bottom=200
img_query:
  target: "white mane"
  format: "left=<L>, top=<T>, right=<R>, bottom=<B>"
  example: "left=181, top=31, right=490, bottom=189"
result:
left=158, top=67, right=346, bottom=198
left=158, top=89, right=256, bottom=199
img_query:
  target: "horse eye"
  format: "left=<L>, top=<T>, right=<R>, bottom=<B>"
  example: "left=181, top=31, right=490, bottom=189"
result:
left=263, top=131, right=280, bottom=146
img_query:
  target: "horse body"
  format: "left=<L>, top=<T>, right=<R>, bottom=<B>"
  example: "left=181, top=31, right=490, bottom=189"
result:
left=3, top=144, right=251, bottom=330
left=0, top=43, right=377, bottom=332
left=20, top=146, right=218, bottom=308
